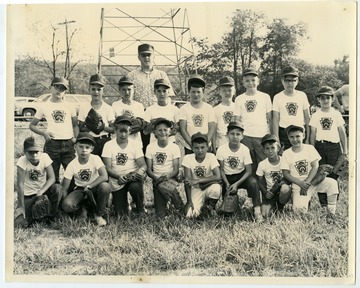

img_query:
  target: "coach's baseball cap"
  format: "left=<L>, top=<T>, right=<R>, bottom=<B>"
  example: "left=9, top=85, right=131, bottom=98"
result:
left=191, top=132, right=208, bottom=143
left=219, top=76, right=235, bottom=87
left=76, top=132, right=96, bottom=145
left=138, top=43, right=154, bottom=54
left=118, top=76, right=134, bottom=86
left=261, top=134, right=279, bottom=145
left=154, top=79, right=171, bottom=89
left=283, top=66, right=299, bottom=77
left=315, top=86, right=334, bottom=97
left=89, top=74, right=106, bottom=86
left=242, top=68, right=258, bottom=77
left=114, top=115, right=132, bottom=126
left=227, top=121, right=244, bottom=132
left=285, top=125, right=304, bottom=135
left=51, top=77, right=69, bottom=90
left=153, top=117, right=172, bottom=128
left=24, top=137, right=43, bottom=152
left=188, top=75, right=205, bottom=88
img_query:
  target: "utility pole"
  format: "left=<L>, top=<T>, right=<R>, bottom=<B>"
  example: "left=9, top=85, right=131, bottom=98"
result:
left=58, top=19, right=76, bottom=79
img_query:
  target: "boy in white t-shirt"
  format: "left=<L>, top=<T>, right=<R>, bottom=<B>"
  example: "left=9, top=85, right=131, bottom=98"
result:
left=62, top=133, right=111, bottom=226
left=145, top=118, right=183, bottom=217
left=272, top=66, right=311, bottom=151
left=102, top=115, right=147, bottom=216
left=182, top=133, right=222, bottom=217
left=234, top=68, right=272, bottom=172
left=15, top=137, right=65, bottom=228
left=78, top=74, right=115, bottom=156
left=212, top=76, right=237, bottom=152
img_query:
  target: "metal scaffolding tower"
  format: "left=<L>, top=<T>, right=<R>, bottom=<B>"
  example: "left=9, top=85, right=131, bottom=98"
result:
left=98, top=7, right=196, bottom=100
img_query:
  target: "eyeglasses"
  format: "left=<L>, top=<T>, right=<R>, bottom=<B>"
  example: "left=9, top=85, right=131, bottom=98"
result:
left=53, top=84, right=67, bottom=92
left=319, top=95, right=332, bottom=100
left=284, top=79, right=297, bottom=83
left=140, top=53, right=152, bottom=58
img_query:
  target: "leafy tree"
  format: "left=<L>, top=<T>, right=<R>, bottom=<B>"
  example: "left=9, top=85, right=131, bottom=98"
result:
left=334, top=55, right=349, bottom=84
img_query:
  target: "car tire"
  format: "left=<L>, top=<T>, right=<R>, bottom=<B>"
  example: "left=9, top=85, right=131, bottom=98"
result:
left=22, top=108, right=36, bottom=121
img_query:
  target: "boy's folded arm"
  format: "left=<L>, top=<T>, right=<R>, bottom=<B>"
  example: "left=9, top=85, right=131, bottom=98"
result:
left=282, top=169, right=302, bottom=186
left=305, top=160, right=319, bottom=183
left=88, top=166, right=108, bottom=188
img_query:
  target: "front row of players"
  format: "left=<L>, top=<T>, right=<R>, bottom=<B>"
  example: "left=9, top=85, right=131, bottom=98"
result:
left=15, top=116, right=340, bottom=228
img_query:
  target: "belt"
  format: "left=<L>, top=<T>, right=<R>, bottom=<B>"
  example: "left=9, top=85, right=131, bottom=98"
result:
left=316, top=140, right=337, bottom=144
left=94, top=134, right=110, bottom=140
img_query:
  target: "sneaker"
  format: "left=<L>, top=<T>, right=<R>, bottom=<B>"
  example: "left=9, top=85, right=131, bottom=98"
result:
left=94, top=215, right=107, bottom=226
left=254, top=212, right=263, bottom=223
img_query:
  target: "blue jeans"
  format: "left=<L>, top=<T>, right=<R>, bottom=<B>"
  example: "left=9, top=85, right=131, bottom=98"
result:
left=44, top=139, right=75, bottom=183
left=112, top=181, right=144, bottom=216
left=62, top=182, right=111, bottom=216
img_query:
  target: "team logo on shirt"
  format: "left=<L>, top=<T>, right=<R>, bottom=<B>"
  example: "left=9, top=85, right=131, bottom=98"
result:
left=222, top=111, right=234, bottom=124
left=227, top=156, right=240, bottom=169
left=194, top=166, right=206, bottom=178
left=116, top=153, right=128, bottom=165
left=320, top=117, right=333, bottom=130
left=78, top=169, right=92, bottom=182
left=245, top=100, right=257, bottom=112
left=295, top=160, right=308, bottom=176
left=29, top=169, right=41, bottom=181
left=192, top=114, right=204, bottom=127
left=270, top=171, right=282, bottom=183
left=51, top=110, right=66, bottom=123
left=155, top=152, right=167, bottom=165
left=122, top=110, right=134, bottom=117
left=285, top=102, right=298, bottom=116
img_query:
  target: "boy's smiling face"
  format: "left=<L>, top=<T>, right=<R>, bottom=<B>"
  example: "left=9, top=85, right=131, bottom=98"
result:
left=263, top=141, right=279, bottom=159
left=153, top=123, right=170, bottom=141
left=189, top=87, right=204, bottom=104
left=242, top=75, right=259, bottom=90
left=219, top=85, right=234, bottom=100
left=287, top=130, right=304, bottom=148
left=89, top=84, right=104, bottom=98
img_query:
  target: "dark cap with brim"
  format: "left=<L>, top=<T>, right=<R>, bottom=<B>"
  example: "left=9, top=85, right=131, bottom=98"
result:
left=283, top=66, right=299, bottom=77
left=219, top=76, right=235, bottom=86
left=191, top=132, right=208, bottom=143
left=261, top=134, right=279, bottom=145
left=316, top=86, right=334, bottom=97
left=188, top=75, right=205, bottom=88
left=24, top=137, right=43, bottom=152
left=90, top=74, right=106, bottom=86
left=285, top=125, right=304, bottom=135
left=227, top=121, right=244, bottom=131
left=242, top=68, right=258, bottom=77
left=118, top=76, right=134, bottom=86
left=76, top=132, right=96, bottom=145
left=114, top=115, right=132, bottom=126
left=154, top=79, right=171, bottom=89
left=153, top=117, right=172, bottom=128
left=138, top=43, right=154, bottom=54
left=51, top=77, right=69, bottom=90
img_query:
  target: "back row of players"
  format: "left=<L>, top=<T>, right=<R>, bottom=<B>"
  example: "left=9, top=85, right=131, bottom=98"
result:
left=15, top=63, right=348, bottom=227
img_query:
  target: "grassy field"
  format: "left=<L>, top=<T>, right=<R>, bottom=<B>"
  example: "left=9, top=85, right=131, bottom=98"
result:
left=11, top=122, right=352, bottom=278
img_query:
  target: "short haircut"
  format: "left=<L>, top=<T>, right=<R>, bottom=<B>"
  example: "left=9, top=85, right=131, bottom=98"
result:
left=191, top=138, right=208, bottom=145
left=188, top=83, right=205, bottom=92
left=261, top=140, right=280, bottom=148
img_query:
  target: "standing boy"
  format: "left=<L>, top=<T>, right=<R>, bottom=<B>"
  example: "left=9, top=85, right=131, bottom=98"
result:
left=102, top=115, right=147, bottom=216
left=15, top=137, right=64, bottom=228
left=29, top=77, right=79, bottom=183
left=182, top=133, right=222, bottom=217
left=272, top=66, right=311, bottom=151
left=216, top=121, right=263, bottom=222
left=212, top=76, right=237, bottom=152
left=281, top=125, right=339, bottom=220
left=234, top=68, right=272, bottom=171
left=256, top=134, right=291, bottom=218
left=62, top=133, right=111, bottom=226
left=78, top=74, right=115, bottom=156
left=179, top=75, right=216, bottom=154
left=145, top=118, right=183, bottom=217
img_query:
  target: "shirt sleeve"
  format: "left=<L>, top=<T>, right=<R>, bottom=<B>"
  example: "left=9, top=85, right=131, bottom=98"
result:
left=63, top=161, right=75, bottom=180
left=107, top=106, right=115, bottom=123
left=265, top=93, right=272, bottom=113
left=78, top=104, right=91, bottom=122
left=93, top=155, right=105, bottom=169
left=134, top=141, right=144, bottom=159
left=43, top=153, right=53, bottom=167
left=178, top=105, right=187, bottom=121
left=209, top=153, right=220, bottom=170
left=101, top=141, right=112, bottom=158
left=243, top=146, right=253, bottom=165
left=16, top=156, right=27, bottom=169
left=272, top=94, right=279, bottom=112
left=34, top=105, right=45, bottom=120
left=207, top=105, right=216, bottom=122
left=216, top=146, right=224, bottom=161
left=302, top=92, right=310, bottom=109
left=172, top=144, right=181, bottom=159
left=256, top=160, right=265, bottom=177
left=336, top=111, right=345, bottom=126
left=280, top=151, right=290, bottom=170
left=309, top=145, right=321, bottom=162
left=181, top=155, right=191, bottom=168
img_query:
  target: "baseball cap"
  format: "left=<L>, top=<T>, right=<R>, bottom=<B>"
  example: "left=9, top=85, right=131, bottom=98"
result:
left=118, top=76, right=134, bottom=86
left=316, top=86, right=334, bottom=97
left=261, top=134, right=279, bottom=145
left=191, top=132, right=208, bottom=143
left=188, top=75, right=205, bottom=88
left=219, top=76, right=235, bottom=86
left=283, top=66, right=299, bottom=77
left=24, top=137, right=43, bottom=152
left=114, top=115, right=132, bottom=126
left=227, top=121, right=244, bottom=131
left=285, top=125, right=304, bottom=135
left=51, top=77, right=69, bottom=90
left=89, top=74, right=106, bottom=86
left=242, top=68, right=258, bottom=77
left=153, top=117, right=172, bottom=128
left=138, top=43, right=154, bottom=54
left=154, top=79, right=171, bottom=89
left=76, top=132, right=96, bottom=145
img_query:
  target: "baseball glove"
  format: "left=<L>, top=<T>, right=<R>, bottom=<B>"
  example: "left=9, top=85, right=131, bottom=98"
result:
left=31, top=195, right=52, bottom=220
left=220, top=194, right=239, bottom=214
left=310, top=164, right=334, bottom=186
left=265, top=179, right=282, bottom=200
left=130, top=117, right=146, bottom=134
left=85, top=108, right=105, bottom=135
left=333, top=154, right=349, bottom=177
left=199, top=180, right=221, bottom=191
left=126, top=170, right=146, bottom=182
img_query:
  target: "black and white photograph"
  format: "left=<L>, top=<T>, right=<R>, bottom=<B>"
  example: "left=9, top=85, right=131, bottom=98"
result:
left=2, top=1, right=357, bottom=287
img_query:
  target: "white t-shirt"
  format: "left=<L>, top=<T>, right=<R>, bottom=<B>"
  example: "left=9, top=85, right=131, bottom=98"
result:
left=16, top=153, right=53, bottom=196
left=145, top=141, right=181, bottom=177
left=179, top=102, right=215, bottom=149
left=112, top=100, right=145, bottom=146
left=102, top=138, right=143, bottom=191
left=281, top=144, right=321, bottom=181
left=64, top=154, right=105, bottom=187
left=272, top=90, right=310, bottom=128
left=213, top=102, right=236, bottom=148
left=34, top=100, right=76, bottom=140
left=216, top=143, right=252, bottom=175
left=256, top=157, right=283, bottom=190
left=234, top=91, right=272, bottom=137
left=144, top=102, right=179, bottom=143
left=78, top=101, right=115, bottom=137
left=309, top=108, right=345, bottom=143
left=182, top=153, right=219, bottom=180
